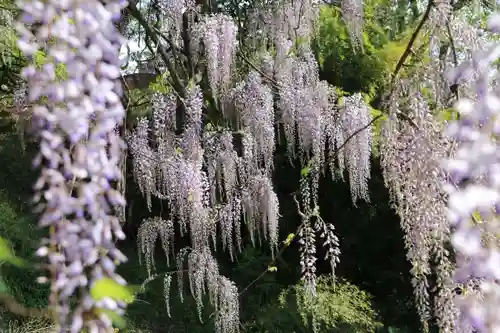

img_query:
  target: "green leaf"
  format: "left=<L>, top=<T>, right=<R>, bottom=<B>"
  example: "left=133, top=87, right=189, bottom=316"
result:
left=300, top=166, right=310, bottom=177
left=0, top=237, right=25, bottom=267
left=301, top=159, right=316, bottom=178
left=0, top=237, right=13, bottom=259
left=283, top=233, right=295, bottom=247
left=90, top=278, right=136, bottom=304
left=439, top=108, right=457, bottom=122
left=471, top=211, right=483, bottom=223
left=187, top=78, right=196, bottom=90
left=0, top=276, right=9, bottom=294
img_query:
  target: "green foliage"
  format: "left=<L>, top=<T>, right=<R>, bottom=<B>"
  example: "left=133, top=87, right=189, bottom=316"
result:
left=90, top=278, right=137, bottom=304
left=0, top=136, right=49, bottom=322
left=0, top=237, right=25, bottom=267
left=245, top=276, right=382, bottom=333
left=438, top=108, right=458, bottom=121
left=4, top=318, right=152, bottom=333
left=0, top=202, right=49, bottom=329
left=0, top=192, right=49, bottom=328
left=291, top=277, right=382, bottom=333
left=0, top=0, right=24, bottom=98
left=313, top=5, right=387, bottom=96
left=0, top=194, right=36, bottom=259
left=0, top=276, right=8, bottom=294
left=368, top=104, right=386, bottom=156
left=90, top=278, right=142, bottom=329
left=375, top=21, right=430, bottom=72
left=148, top=74, right=171, bottom=93
left=283, top=233, right=295, bottom=248
left=32, top=51, right=67, bottom=79
left=0, top=11, right=17, bottom=68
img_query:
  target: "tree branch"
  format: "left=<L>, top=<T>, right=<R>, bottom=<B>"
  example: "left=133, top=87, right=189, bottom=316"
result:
left=0, top=294, right=51, bottom=319
left=445, top=21, right=460, bottom=102
left=126, top=0, right=186, bottom=97
left=373, top=0, right=433, bottom=129
left=238, top=52, right=280, bottom=87
left=331, top=114, right=383, bottom=159
left=390, top=0, right=434, bottom=85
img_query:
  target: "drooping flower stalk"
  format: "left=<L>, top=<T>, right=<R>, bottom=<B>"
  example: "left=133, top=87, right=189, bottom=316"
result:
left=341, top=0, right=364, bottom=47
left=298, top=175, right=317, bottom=295
left=192, top=14, right=238, bottom=101
left=138, top=216, right=174, bottom=276
left=129, top=117, right=156, bottom=211
left=158, top=0, right=195, bottom=46
left=184, top=247, right=239, bottom=333
left=338, top=93, right=372, bottom=204
left=381, top=83, right=457, bottom=332
left=203, top=129, right=242, bottom=258
left=232, top=70, right=275, bottom=173
left=16, top=0, right=129, bottom=331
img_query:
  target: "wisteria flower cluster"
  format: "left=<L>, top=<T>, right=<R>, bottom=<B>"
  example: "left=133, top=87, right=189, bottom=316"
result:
left=16, top=0, right=129, bottom=331
left=381, top=83, right=457, bottom=332
left=192, top=13, right=238, bottom=101
left=444, top=14, right=500, bottom=333
left=126, top=2, right=372, bottom=314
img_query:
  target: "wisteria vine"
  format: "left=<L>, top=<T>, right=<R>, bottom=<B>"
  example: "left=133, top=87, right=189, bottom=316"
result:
left=16, top=0, right=129, bottom=331
left=125, top=1, right=373, bottom=331
left=14, top=0, right=500, bottom=332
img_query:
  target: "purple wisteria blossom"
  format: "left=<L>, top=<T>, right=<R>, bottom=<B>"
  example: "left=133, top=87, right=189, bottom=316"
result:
left=15, top=0, right=129, bottom=332
left=444, top=14, right=500, bottom=333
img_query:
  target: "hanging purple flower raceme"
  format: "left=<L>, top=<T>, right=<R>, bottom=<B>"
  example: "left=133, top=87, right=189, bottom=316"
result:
left=443, top=14, right=500, bottom=333
left=16, top=0, right=129, bottom=332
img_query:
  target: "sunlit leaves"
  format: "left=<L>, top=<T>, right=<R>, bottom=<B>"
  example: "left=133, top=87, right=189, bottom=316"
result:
left=90, top=278, right=136, bottom=304
left=0, top=236, right=24, bottom=267
left=279, top=277, right=383, bottom=333
left=283, top=233, right=296, bottom=247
